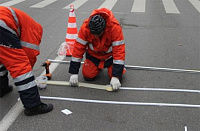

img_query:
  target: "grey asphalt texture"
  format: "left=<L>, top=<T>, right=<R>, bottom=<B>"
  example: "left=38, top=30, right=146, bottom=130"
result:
left=0, top=0, right=199, bottom=131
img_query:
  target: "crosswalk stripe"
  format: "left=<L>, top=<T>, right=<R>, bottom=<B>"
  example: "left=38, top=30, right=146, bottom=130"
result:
left=63, top=0, right=88, bottom=9
left=131, top=0, right=146, bottom=12
left=30, top=0, right=57, bottom=8
left=0, top=0, right=198, bottom=14
left=188, top=0, right=200, bottom=13
left=98, top=0, right=118, bottom=10
left=162, top=0, right=180, bottom=14
left=0, top=0, right=26, bottom=6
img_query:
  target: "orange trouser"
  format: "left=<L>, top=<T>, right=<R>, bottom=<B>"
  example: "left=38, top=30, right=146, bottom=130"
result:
left=0, top=46, right=32, bottom=78
left=82, top=59, right=126, bottom=79
left=0, top=46, right=41, bottom=108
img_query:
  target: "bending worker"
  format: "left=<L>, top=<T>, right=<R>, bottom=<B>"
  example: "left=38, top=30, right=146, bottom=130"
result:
left=69, top=8, right=126, bottom=91
left=0, top=6, right=53, bottom=116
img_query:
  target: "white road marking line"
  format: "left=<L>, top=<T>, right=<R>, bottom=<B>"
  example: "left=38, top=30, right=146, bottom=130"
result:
left=47, top=60, right=200, bottom=74
left=162, top=0, right=180, bottom=14
left=30, top=0, right=57, bottom=8
left=0, top=100, right=23, bottom=131
left=185, top=126, right=188, bottom=131
left=0, top=53, right=65, bottom=131
left=0, top=0, right=26, bottom=6
left=41, top=96, right=200, bottom=108
left=188, top=0, right=200, bottom=13
left=120, top=87, right=200, bottom=93
left=98, top=0, right=118, bottom=10
left=131, top=0, right=146, bottom=12
left=63, top=0, right=88, bottom=9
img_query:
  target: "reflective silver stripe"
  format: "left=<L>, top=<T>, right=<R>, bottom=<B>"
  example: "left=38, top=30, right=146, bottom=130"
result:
left=76, top=37, right=88, bottom=45
left=0, top=64, right=7, bottom=76
left=105, top=46, right=112, bottom=53
left=21, top=41, right=39, bottom=51
left=72, top=57, right=82, bottom=62
left=112, top=40, right=125, bottom=46
left=17, top=81, right=37, bottom=91
left=7, top=7, right=20, bottom=35
left=0, top=64, right=3, bottom=68
left=13, top=71, right=34, bottom=83
left=7, top=7, right=19, bottom=24
left=0, top=20, right=17, bottom=35
left=89, top=43, right=113, bottom=54
left=0, top=70, right=8, bottom=76
left=88, top=43, right=94, bottom=51
left=113, top=60, right=125, bottom=65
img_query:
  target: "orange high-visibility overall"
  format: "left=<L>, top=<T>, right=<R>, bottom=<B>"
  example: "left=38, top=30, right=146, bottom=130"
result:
left=0, top=6, right=42, bottom=108
left=69, top=8, right=126, bottom=79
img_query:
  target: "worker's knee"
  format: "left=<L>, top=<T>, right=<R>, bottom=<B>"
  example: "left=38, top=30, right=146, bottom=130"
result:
left=82, top=59, right=100, bottom=79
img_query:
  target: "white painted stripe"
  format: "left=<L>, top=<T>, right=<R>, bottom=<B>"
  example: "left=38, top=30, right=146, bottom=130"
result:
left=188, top=0, right=200, bottom=13
left=98, top=0, right=118, bottom=10
left=131, top=0, right=146, bottom=12
left=66, top=34, right=78, bottom=39
left=120, top=87, right=200, bottom=93
left=0, top=54, right=65, bottom=130
left=63, top=0, right=88, bottom=9
left=185, top=126, right=188, bottom=131
left=162, top=0, right=180, bottom=14
left=68, top=23, right=77, bottom=28
left=41, top=96, right=200, bottom=108
left=0, top=0, right=25, bottom=6
left=30, top=0, right=57, bottom=8
left=0, top=100, right=23, bottom=131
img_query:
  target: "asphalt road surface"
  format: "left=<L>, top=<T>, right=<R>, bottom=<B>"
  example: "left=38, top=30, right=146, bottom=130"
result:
left=0, top=0, right=199, bottom=131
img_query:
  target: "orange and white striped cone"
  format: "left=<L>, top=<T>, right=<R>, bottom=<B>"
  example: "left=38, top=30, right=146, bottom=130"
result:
left=65, top=5, right=78, bottom=56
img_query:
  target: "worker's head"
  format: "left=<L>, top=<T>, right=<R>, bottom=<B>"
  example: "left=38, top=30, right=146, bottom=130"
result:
left=89, top=15, right=106, bottom=37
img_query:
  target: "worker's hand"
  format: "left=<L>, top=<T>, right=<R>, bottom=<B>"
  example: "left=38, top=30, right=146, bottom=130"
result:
left=69, top=74, right=79, bottom=87
left=110, top=77, right=121, bottom=91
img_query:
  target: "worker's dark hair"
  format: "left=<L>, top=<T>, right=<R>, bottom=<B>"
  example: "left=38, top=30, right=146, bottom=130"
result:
left=89, top=15, right=106, bottom=35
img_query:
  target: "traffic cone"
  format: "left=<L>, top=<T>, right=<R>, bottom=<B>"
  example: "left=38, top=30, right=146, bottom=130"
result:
left=65, top=5, right=78, bottom=56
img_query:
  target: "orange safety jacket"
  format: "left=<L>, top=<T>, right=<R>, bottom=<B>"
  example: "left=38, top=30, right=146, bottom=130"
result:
left=0, top=6, right=42, bottom=67
left=69, top=8, right=125, bottom=77
left=0, top=6, right=43, bottom=91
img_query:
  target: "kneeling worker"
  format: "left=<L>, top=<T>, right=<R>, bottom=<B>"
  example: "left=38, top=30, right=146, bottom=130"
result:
left=0, top=6, right=53, bottom=116
left=68, top=8, right=126, bottom=91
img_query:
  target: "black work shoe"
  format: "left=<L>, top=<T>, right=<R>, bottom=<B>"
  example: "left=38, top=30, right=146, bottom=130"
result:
left=24, top=102, right=53, bottom=116
left=0, top=85, right=13, bottom=98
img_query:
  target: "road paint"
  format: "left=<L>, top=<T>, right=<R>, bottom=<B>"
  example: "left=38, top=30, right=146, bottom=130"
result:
left=0, top=100, right=23, bottom=131
left=162, top=0, right=180, bottom=14
left=63, top=0, right=88, bottom=9
left=120, top=87, right=200, bottom=93
left=0, top=0, right=25, bottom=6
left=30, top=0, right=57, bottom=8
left=98, top=0, right=118, bottom=10
left=188, top=0, right=200, bottom=13
left=185, top=126, right=188, bottom=131
left=131, top=0, right=146, bottom=12
left=47, top=59, right=200, bottom=74
left=0, top=54, right=65, bottom=131
left=41, top=96, right=200, bottom=108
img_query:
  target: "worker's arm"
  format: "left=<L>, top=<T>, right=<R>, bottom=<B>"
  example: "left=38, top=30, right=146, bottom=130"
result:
left=110, top=24, right=125, bottom=91
left=68, top=24, right=88, bottom=86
